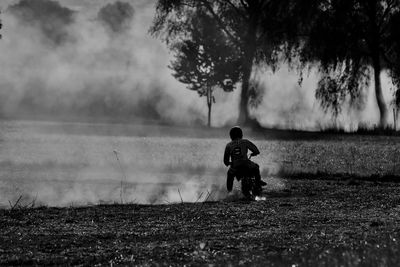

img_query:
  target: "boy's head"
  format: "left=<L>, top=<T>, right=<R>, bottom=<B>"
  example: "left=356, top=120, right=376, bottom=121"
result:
left=229, top=126, right=243, bottom=140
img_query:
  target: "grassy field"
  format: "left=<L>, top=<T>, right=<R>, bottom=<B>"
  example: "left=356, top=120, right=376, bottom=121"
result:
left=2, top=120, right=400, bottom=208
left=2, top=120, right=400, bottom=265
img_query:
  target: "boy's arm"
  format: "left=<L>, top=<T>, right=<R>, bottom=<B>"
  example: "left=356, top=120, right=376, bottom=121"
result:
left=246, top=140, right=260, bottom=156
left=223, top=145, right=231, bottom=166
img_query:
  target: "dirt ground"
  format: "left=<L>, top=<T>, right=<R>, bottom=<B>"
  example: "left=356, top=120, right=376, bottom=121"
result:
left=2, top=178, right=400, bottom=266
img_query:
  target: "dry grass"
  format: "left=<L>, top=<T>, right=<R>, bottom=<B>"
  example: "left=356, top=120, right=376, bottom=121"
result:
left=2, top=179, right=400, bottom=266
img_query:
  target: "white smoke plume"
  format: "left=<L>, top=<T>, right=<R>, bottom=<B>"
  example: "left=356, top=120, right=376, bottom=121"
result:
left=0, top=0, right=209, bottom=125
left=0, top=0, right=395, bottom=128
left=0, top=0, right=396, bottom=207
left=251, top=66, right=395, bottom=131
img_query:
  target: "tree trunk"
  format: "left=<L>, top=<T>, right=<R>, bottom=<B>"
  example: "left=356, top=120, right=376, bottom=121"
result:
left=237, top=19, right=257, bottom=126
left=207, top=86, right=212, bottom=127
left=207, top=102, right=211, bottom=127
left=237, top=63, right=252, bottom=125
left=372, top=52, right=387, bottom=128
left=368, top=2, right=387, bottom=129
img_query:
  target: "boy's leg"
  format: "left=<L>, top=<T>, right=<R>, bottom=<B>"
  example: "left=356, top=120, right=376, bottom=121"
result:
left=226, top=168, right=236, bottom=192
left=249, top=161, right=266, bottom=186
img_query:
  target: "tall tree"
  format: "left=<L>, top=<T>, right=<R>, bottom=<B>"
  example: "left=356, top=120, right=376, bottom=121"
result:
left=151, top=0, right=289, bottom=126
left=0, top=10, right=2, bottom=39
left=292, top=0, right=400, bottom=128
left=387, top=7, right=400, bottom=104
left=169, top=11, right=240, bottom=127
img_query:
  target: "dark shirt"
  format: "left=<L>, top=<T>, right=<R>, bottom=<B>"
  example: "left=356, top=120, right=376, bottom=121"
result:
left=223, top=138, right=260, bottom=167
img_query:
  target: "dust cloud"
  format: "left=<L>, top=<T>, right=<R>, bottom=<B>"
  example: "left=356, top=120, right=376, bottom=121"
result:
left=0, top=0, right=393, bottom=207
left=251, top=66, right=396, bottom=131
left=0, top=0, right=396, bottom=128
left=0, top=0, right=207, bottom=125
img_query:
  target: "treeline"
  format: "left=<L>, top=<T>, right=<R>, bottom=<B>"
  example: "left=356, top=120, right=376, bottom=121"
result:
left=151, top=0, right=400, bottom=128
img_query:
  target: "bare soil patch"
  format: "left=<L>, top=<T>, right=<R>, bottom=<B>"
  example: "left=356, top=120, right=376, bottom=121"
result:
left=2, top=178, right=400, bottom=266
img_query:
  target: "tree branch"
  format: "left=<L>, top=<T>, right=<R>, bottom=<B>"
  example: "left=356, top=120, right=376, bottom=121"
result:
left=219, top=0, right=247, bottom=19
left=381, top=43, right=396, bottom=68
left=259, top=0, right=273, bottom=10
left=239, top=0, right=249, bottom=11
left=378, top=0, right=395, bottom=30
left=197, top=0, right=241, bottom=47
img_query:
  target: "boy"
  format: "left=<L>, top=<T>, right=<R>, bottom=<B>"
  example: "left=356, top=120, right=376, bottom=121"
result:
left=223, top=126, right=266, bottom=192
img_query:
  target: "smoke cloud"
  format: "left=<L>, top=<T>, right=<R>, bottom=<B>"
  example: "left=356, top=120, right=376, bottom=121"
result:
left=0, top=0, right=396, bottom=207
left=0, top=0, right=395, bottom=128
left=251, top=66, right=395, bottom=131
left=0, top=0, right=207, bottom=125
left=8, top=0, right=75, bottom=46
left=97, top=1, right=134, bottom=34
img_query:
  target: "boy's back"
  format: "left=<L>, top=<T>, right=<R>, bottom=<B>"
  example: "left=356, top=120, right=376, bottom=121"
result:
left=224, top=138, right=260, bottom=168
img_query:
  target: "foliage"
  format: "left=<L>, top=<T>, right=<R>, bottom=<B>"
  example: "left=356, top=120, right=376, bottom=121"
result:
left=169, top=11, right=240, bottom=95
left=290, top=0, right=400, bottom=127
left=387, top=11, right=400, bottom=107
left=315, top=65, right=370, bottom=118
left=168, top=10, right=241, bottom=126
left=248, top=79, right=265, bottom=109
left=150, top=0, right=296, bottom=125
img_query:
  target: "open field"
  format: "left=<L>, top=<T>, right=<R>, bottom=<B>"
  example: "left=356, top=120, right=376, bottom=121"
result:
left=1, top=120, right=400, bottom=207
left=2, top=179, right=400, bottom=266
left=2, top=120, right=400, bottom=265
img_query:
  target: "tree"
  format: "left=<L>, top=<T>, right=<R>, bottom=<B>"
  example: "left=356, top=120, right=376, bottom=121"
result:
left=151, top=0, right=290, bottom=126
left=0, top=10, right=2, bottom=39
left=292, top=0, right=400, bottom=128
left=169, top=11, right=240, bottom=127
left=388, top=9, right=400, bottom=112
